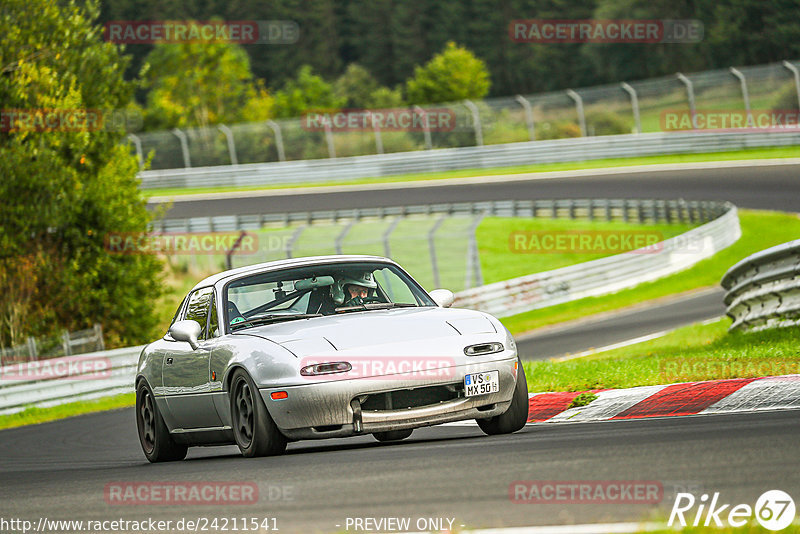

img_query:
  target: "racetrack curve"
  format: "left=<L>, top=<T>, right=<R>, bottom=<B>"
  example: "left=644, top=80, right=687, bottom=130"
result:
left=6, top=161, right=799, bottom=532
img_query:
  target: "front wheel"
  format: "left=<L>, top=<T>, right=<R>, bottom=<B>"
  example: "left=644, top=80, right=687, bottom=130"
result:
left=373, top=429, right=413, bottom=442
left=477, top=360, right=529, bottom=435
left=136, top=381, right=187, bottom=463
left=230, top=369, right=287, bottom=458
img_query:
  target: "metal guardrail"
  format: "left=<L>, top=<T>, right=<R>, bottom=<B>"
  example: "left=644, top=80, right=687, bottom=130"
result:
left=0, top=346, right=143, bottom=414
left=721, top=239, right=800, bottom=331
left=454, top=202, right=740, bottom=318
left=3, top=200, right=737, bottom=413
left=138, top=131, right=800, bottom=190
left=0, top=324, right=105, bottom=365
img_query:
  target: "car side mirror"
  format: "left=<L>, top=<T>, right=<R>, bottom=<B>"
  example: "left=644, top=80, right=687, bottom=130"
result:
left=169, top=320, right=202, bottom=350
left=429, top=289, right=455, bottom=308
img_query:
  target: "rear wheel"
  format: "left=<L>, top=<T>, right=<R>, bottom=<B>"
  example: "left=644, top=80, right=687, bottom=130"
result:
left=230, top=369, right=287, bottom=458
left=373, top=429, right=413, bottom=442
left=136, top=381, right=187, bottom=463
left=477, top=360, right=529, bottom=435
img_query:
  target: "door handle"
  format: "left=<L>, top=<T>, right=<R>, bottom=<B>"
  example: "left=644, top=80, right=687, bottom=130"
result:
left=166, top=357, right=173, bottom=365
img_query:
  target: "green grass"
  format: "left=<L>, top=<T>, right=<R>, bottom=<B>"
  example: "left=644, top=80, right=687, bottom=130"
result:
left=0, top=393, right=134, bottom=430
left=478, top=217, right=693, bottom=283
left=522, top=319, right=800, bottom=393
left=646, top=523, right=800, bottom=533
left=144, top=146, right=799, bottom=198
left=501, top=210, right=800, bottom=336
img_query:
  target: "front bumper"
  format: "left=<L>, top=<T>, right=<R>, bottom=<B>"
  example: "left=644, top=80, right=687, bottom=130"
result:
left=260, top=356, right=517, bottom=439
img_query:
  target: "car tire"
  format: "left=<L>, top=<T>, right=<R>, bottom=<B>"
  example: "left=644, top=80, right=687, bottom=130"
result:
left=477, top=359, right=529, bottom=435
left=230, top=369, right=287, bottom=458
left=372, top=429, right=413, bottom=442
left=136, top=381, right=188, bottom=463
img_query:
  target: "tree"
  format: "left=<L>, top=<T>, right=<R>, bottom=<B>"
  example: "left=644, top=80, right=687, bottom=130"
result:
left=0, top=0, right=163, bottom=348
left=273, top=65, right=345, bottom=118
left=334, top=64, right=379, bottom=108
left=142, top=39, right=272, bottom=130
left=406, top=42, right=491, bottom=105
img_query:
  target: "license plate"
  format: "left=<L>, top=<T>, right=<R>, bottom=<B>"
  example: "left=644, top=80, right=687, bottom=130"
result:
left=464, top=370, right=499, bottom=397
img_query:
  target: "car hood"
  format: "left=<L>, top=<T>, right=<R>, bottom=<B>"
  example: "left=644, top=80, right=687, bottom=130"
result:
left=237, top=307, right=499, bottom=357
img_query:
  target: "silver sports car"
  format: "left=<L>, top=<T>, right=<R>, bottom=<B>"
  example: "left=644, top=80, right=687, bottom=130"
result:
left=135, top=255, right=528, bottom=462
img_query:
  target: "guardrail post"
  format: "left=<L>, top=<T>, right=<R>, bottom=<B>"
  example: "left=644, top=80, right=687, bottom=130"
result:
left=266, top=120, right=286, bottom=161
left=676, top=73, right=697, bottom=128
left=781, top=61, right=800, bottom=111
left=515, top=95, right=536, bottom=140
left=729, top=67, right=753, bottom=127
left=127, top=134, right=144, bottom=170
left=217, top=124, right=238, bottom=165
left=620, top=82, right=642, bottom=134
left=463, top=100, right=483, bottom=146
left=428, top=217, right=445, bottom=289
left=413, top=106, right=433, bottom=150
left=171, top=128, right=191, bottom=168
left=323, top=115, right=336, bottom=158
left=566, top=89, right=587, bottom=137
left=27, top=337, right=37, bottom=361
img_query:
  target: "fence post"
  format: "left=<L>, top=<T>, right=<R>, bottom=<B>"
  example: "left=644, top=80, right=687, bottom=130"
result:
left=94, top=323, right=105, bottom=351
left=383, top=218, right=400, bottom=258
left=62, top=330, right=72, bottom=356
left=323, top=115, right=336, bottom=158
left=463, top=100, right=483, bottom=146
left=566, top=89, right=587, bottom=137
left=217, top=124, right=239, bottom=165
left=729, top=67, right=753, bottom=127
left=335, top=221, right=355, bottom=255
left=171, top=128, right=191, bottom=168
left=428, top=217, right=446, bottom=289
left=370, top=112, right=384, bottom=154
left=27, top=337, right=38, bottom=361
left=515, top=95, right=536, bottom=140
left=127, top=134, right=144, bottom=170
left=782, top=61, right=800, bottom=111
left=286, top=226, right=305, bottom=259
left=413, top=106, right=433, bottom=150
left=266, top=120, right=286, bottom=161
left=620, top=82, right=642, bottom=134
left=676, top=73, right=697, bottom=128
left=466, top=214, right=485, bottom=288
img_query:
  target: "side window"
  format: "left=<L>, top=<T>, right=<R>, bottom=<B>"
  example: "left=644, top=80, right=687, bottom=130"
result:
left=375, top=268, right=418, bottom=304
left=208, top=294, right=220, bottom=338
left=185, top=287, right=213, bottom=340
left=166, top=296, right=187, bottom=337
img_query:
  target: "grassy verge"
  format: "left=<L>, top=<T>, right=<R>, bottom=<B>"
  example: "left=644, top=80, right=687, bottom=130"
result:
left=144, top=146, right=799, bottom=198
left=0, top=393, right=134, bottom=431
left=522, top=318, right=799, bottom=392
left=502, top=210, right=800, bottom=336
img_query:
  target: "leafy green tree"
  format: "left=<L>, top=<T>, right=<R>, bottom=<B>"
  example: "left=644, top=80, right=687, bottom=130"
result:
left=142, top=40, right=272, bottom=130
left=406, top=42, right=491, bottom=105
left=334, top=64, right=379, bottom=108
left=0, top=0, right=163, bottom=348
left=273, top=65, right=345, bottom=118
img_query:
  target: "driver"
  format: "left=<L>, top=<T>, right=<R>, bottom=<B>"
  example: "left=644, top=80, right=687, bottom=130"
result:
left=331, top=271, right=378, bottom=307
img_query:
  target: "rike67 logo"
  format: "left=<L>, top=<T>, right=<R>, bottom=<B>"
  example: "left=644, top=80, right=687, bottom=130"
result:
left=670, top=490, right=796, bottom=531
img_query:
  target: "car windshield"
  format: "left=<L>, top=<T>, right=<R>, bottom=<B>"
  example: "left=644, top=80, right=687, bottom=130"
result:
left=224, top=261, right=435, bottom=331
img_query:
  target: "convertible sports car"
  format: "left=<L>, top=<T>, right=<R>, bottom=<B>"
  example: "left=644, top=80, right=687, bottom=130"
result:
left=135, top=255, right=528, bottom=462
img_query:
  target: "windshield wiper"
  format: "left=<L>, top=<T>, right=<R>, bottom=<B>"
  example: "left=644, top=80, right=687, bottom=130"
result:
left=335, top=302, right=416, bottom=313
left=232, top=313, right=322, bottom=330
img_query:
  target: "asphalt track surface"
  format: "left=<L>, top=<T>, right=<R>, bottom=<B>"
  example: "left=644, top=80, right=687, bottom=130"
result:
left=152, top=162, right=800, bottom=218
left=2, top=409, right=798, bottom=532
left=516, top=288, right=726, bottom=360
left=6, top=162, right=799, bottom=532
